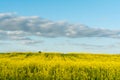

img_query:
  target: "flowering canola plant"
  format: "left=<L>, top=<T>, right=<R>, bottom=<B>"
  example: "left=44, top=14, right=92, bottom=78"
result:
left=0, top=52, right=120, bottom=80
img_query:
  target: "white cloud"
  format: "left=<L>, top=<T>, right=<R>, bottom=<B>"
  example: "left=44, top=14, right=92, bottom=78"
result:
left=10, top=36, right=31, bottom=40
left=0, top=12, right=120, bottom=42
left=20, top=40, right=43, bottom=45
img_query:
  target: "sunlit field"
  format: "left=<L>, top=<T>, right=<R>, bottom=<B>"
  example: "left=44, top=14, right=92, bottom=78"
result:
left=0, top=52, right=120, bottom=80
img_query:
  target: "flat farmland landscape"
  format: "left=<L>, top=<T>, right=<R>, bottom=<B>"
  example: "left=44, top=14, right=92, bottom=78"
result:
left=0, top=52, right=120, bottom=80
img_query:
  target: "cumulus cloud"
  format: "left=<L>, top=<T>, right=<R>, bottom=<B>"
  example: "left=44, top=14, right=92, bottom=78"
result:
left=0, top=12, right=120, bottom=42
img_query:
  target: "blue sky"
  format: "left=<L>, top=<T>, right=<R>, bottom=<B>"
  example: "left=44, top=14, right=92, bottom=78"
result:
left=0, top=0, right=120, bottom=53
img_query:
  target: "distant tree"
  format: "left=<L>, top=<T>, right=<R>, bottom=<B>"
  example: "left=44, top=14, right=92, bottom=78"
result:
left=38, top=51, right=42, bottom=53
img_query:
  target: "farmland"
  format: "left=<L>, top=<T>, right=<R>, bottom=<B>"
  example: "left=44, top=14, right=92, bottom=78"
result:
left=0, top=52, right=120, bottom=80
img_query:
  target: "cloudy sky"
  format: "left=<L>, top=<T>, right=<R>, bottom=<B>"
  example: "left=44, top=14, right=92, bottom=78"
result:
left=0, top=0, right=120, bottom=53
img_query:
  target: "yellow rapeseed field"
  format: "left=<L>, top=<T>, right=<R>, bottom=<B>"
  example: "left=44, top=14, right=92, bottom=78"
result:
left=0, top=52, right=120, bottom=80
